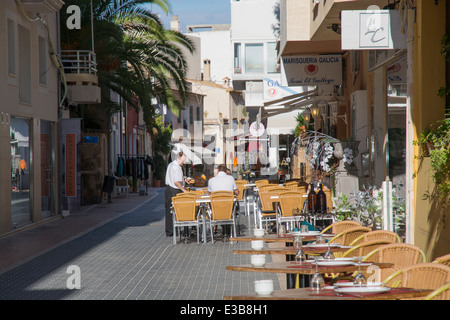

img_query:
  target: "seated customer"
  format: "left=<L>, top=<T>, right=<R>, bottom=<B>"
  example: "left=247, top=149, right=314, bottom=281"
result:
left=207, top=164, right=239, bottom=196
left=207, top=164, right=239, bottom=239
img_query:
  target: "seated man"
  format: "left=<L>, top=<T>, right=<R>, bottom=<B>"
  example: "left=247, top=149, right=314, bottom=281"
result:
left=207, top=164, right=239, bottom=239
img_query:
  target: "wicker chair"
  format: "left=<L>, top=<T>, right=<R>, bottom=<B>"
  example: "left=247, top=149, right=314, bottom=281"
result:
left=171, top=195, right=203, bottom=245
left=209, top=194, right=238, bottom=244
left=424, top=282, right=450, bottom=300
left=328, top=226, right=371, bottom=247
left=383, top=263, right=450, bottom=292
left=321, top=220, right=361, bottom=235
left=277, top=191, right=307, bottom=232
left=350, top=230, right=402, bottom=246
left=364, top=243, right=427, bottom=282
left=285, top=181, right=298, bottom=190
left=210, top=191, right=235, bottom=196
left=234, top=180, right=247, bottom=201
left=342, top=239, right=395, bottom=258
left=432, top=253, right=450, bottom=267
left=258, top=188, right=286, bottom=231
left=255, top=179, right=269, bottom=189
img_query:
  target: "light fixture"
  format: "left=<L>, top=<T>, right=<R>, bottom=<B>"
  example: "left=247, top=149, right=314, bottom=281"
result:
left=327, top=24, right=341, bottom=35
left=329, top=101, right=347, bottom=125
left=310, top=104, right=320, bottom=118
left=318, top=101, right=328, bottom=119
left=303, top=110, right=311, bottom=127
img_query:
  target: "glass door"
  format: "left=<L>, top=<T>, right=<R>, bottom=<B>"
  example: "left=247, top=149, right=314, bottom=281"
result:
left=10, top=117, right=31, bottom=228
left=40, top=120, right=55, bottom=219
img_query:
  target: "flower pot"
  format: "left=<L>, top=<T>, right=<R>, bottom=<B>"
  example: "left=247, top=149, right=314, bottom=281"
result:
left=153, top=180, right=161, bottom=187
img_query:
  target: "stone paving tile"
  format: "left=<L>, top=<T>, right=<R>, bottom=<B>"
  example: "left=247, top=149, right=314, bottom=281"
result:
left=0, top=189, right=279, bottom=300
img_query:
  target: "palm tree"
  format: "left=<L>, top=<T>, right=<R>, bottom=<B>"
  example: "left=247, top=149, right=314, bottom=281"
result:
left=60, top=0, right=195, bottom=126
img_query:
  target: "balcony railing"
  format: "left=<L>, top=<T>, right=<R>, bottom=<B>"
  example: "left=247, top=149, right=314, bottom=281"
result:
left=61, top=50, right=97, bottom=75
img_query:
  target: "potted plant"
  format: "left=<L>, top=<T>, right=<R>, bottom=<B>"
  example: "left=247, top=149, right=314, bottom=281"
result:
left=153, top=153, right=166, bottom=187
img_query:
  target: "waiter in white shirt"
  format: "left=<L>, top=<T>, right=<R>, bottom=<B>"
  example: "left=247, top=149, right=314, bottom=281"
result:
left=165, top=151, right=188, bottom=236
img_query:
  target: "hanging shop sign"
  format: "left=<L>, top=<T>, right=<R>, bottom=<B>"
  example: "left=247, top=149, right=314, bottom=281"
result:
left=281, top=55, right=342, bottom=87
left=341, top=10, right=406, bottom=50
left=263, top=75, right=305, bottom=101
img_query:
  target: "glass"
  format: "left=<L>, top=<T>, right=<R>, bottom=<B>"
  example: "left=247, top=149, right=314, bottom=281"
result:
left=353, top=256, right=367, bottom=286
left=323, top=242, right=335, bottom=260
left=11, top=117, right=31, bottom=229
left=316, top=234, right=324, bottom=244
left=294, top=236, right=306, bottom=263
left=301, top=224, right=309, bottom=233
left=311, top=257, right=325, bottom=290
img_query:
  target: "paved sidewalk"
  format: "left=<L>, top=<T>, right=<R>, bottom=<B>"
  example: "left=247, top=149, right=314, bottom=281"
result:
left=0, top=188, right=280, bottom=300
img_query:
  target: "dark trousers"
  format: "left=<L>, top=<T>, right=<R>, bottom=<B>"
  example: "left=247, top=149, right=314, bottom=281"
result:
left=165, top=186, right=182, bottom=236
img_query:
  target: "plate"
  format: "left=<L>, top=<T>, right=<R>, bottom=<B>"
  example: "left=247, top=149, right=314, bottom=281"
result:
left=335, top=282, right=385, bottom=287
left=334, top=286, right=390, bottom=294
left=290, top=231, right=321, bottom=237
left=317, top=261, right=355, bottom=267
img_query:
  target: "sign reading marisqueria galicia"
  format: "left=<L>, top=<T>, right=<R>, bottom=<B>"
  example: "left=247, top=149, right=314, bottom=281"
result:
left=281, top=54, right=343, bottom=87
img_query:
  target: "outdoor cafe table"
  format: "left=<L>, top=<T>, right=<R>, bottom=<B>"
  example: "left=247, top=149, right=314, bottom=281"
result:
left=229, top=233, right=335, bottom=243
left=226, top=261, right=393, bottom=289
left=224, top=287, right=432, bottom=300
left=232, top=245, right=352, bottom=256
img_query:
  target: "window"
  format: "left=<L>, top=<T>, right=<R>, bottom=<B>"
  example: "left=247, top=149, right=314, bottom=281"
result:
left=196, top=107, right=200, bottom=121
left=234, top=43, right=241, bottom=73
left=7, top=19, right=15, bottom=76
left=177, top=109, right=181, bottom=123
left=267, top=42, right=278, bottom=73
left=38, top=36, right=47, bottom=85
left=245, top=43, right=263, bottom=74
left=189, top=106, right=194, bottom=124
left=18, top=25, right=31, bottom=104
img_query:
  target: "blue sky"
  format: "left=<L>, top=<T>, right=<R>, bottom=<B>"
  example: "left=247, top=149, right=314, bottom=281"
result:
left=149, top=0, right=231, bottom=32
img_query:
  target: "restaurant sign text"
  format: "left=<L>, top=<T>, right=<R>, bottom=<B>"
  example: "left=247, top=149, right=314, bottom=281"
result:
left=281, top=55, right=342, bottom=87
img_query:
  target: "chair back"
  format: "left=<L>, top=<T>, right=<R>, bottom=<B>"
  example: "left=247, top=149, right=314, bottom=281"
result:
left=329, top=226, right=371, bottom=246
left=258, top=185, right=284, bottom=192
left=278, top=191, right=307, bottom=217
left=211, top=191, right=234, bottom=196
left=342, top=239, right=395, bottom=258
left=323, top=189, right=333, bottom=211
left=321, top=220, right=361, bottom=235
left=297, top=185, right=307, bottom=193
left=433, top=254, right=450, bottom=267
left=285, top=181, right=298, bottom=190
left=258, top=188, right=286, bottom=212
left=210, top=194, right=235, bottom=221
left=353, top=230, right=402, bottom=245
left=172, top=195, right=199, bottom=222
left=385, top=263, right=450, bottom=290
left=235, top=180, right=246, bottom=200
left=255, top=179, right=269, bottom=189
left=365, top=243, right=427, bottom=281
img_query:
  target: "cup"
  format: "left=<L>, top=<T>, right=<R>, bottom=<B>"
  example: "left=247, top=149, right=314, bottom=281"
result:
left=251, top=254, right=266, bottom=267
left=301, top=224, right=309, bottom=233
left=253, top=228, right=265, bottom=238
left=316, top=234, right=324, bottom=244
left=254, top=279, right=273, bottom=296
left=251, top=240, right=264, bottom=250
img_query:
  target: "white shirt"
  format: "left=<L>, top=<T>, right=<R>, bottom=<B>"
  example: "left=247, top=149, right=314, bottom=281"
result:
left=165, top=160, right=184, bottom=189
left=207, top=172, right=237, bottom=193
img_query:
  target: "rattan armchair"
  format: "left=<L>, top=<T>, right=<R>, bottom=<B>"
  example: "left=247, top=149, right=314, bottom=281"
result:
left=383, top=263, right=450, bottom=291
left=277, top=191, right=307, bottom=232
left=424, top=282, right=450, bottom=300
left=432, top=253, right=450, bottom=267
left=209, top=194, right=238, bottom=244
left=321, top=220, right=361, bottom=235
left=363, top=243, right=427, bottom=282
left=342, top=239, right=395, bottom=258
left=350, top=230, right=402, bottom=246
left=258, top=187, right=286, bottom=231
left=328, top=226, right=371, bottom=246
left=254, top=179, right=269, bottom=189
left=172, top=195, right=203, bottom=245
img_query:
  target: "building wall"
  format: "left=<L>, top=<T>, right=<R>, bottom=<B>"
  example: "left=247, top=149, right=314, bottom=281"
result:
left=413, top=0, right=449, bottom=260
left=0, top=1, right=60, bottom=235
